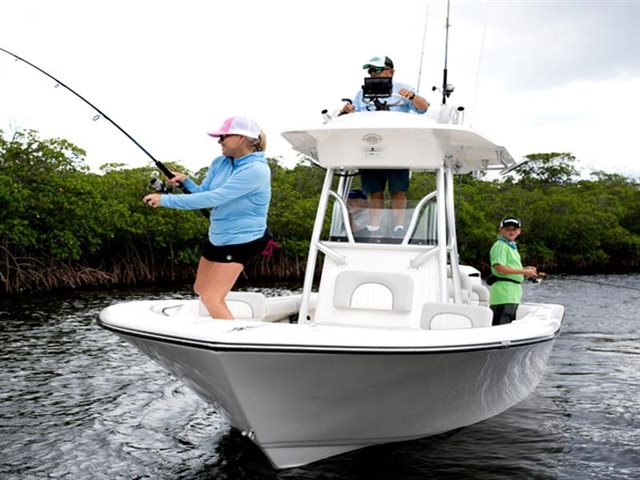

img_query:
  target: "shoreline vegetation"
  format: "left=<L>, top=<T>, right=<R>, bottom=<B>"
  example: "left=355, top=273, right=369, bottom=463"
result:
left=1, top=129, right=639, bottom=295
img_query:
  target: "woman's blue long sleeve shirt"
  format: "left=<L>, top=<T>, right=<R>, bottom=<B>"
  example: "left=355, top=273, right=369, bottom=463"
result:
left=160, top=151, right=271, bottom=246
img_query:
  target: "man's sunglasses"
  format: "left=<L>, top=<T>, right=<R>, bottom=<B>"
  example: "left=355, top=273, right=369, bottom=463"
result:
left=368, top=66, right=389, bottom=74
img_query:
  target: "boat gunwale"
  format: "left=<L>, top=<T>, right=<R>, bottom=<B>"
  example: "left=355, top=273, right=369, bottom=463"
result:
left=97, top=318, right=561, bottom=355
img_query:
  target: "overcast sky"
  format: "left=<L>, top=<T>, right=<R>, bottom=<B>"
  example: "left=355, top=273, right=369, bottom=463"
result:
left=1, top=0, right=639, bottom=178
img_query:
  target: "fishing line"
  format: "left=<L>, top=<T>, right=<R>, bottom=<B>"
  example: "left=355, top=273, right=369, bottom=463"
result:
left=0, top=46, right=189, bottom=193
left=469, top=0, right=490, bottom=126
left=416, top=3, right=430, bottom=93
left=529, top=273, right=639, bottom=291
left=556, top=277, right=640, bottom=292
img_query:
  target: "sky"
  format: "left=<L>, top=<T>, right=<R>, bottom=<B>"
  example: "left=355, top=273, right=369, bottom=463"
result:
left=1, top=0, right=639, bottom=178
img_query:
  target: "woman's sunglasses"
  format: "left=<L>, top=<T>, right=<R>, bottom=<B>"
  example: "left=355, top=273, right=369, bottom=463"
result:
left=218, top=134, right=239, bottom=141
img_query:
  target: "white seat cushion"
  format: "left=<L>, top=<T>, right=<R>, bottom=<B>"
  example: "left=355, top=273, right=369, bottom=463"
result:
left=334, top=271, right=414, bottom=312
left=421, top=302, right=492, bottom=329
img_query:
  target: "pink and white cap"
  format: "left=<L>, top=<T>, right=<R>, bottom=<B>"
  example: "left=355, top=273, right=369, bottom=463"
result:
left=207, top=116, right=261, bottom=139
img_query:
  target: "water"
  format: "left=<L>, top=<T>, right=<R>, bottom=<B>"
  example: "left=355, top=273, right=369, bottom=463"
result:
left=1, top=275, right=639, bottom=479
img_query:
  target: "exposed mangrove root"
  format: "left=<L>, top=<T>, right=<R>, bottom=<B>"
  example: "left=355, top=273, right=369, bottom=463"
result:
left=0, top=246, right=115, bottom=294
left=0, top=243, right=310, bottom=295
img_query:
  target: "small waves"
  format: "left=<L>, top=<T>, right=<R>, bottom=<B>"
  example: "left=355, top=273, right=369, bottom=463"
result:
left=1, top=277, right=639, bottom=479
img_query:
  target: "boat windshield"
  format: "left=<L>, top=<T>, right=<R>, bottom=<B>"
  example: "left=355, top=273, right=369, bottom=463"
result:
left=327, top=193, right=438, bottom=245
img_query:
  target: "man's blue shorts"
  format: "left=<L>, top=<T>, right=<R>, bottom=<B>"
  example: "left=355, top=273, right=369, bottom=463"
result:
left=360, top=169, right=410, bottom=195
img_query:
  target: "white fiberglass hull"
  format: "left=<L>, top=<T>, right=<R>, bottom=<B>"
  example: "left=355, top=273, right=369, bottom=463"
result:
left=98, top=102, right=564, bottom=468
left=99, top=298, right=562, bottom=468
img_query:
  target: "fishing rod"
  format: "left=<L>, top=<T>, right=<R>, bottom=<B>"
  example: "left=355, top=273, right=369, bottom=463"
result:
left=555, top=276, right=640, bottom=292
left=528, top=272, right=640, bottom=291
left=439, top=0, right=455, bottom=105
left=0, top=46, right=189, bottom=194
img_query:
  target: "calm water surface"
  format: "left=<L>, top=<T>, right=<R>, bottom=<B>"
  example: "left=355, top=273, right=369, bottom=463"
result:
left=1, top=275, right=639, bottom=479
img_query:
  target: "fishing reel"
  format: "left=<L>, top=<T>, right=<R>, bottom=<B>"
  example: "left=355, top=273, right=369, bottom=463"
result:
left=528, top=272, right=547, bottom=284
left=148, top=172, right=172, bottom=194
left=432, top=83, right=455, bottom=99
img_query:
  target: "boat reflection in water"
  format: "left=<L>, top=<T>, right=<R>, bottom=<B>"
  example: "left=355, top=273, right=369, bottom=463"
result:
left=99, top=108, right=564, bottom=469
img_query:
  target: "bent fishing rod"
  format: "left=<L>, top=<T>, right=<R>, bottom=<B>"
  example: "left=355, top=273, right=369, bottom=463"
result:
left=0, top=46, right=189, bottom=193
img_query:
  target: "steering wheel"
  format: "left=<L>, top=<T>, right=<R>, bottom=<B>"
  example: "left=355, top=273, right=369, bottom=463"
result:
left=367, top=93, right=410, bottom=110
left=387, top=93, right=411, bottom=107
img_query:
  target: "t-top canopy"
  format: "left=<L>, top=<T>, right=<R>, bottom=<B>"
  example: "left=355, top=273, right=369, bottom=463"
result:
left=281, top=111, right=515, bottom=173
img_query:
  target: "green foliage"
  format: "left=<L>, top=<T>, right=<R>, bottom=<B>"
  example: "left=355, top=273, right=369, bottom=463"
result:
left=1, top=127, right=639, bottom=293
left=268, top=162, right=324, bottom=256
left=507, top=152, right=579, bottom=186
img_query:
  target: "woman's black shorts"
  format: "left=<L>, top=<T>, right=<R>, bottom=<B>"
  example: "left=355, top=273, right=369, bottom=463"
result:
left=201, top=231, right=272, bottom=265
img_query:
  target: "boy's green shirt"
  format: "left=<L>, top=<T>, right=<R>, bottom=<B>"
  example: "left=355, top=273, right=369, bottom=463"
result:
left=489, top=237, right=524, bottom=306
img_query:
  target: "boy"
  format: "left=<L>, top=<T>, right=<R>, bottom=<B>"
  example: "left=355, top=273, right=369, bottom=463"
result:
left=489, top=217, right=538, bottom=326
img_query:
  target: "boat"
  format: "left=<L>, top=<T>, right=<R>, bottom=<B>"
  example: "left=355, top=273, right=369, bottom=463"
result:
left=98, top=103, right=564, bottom=468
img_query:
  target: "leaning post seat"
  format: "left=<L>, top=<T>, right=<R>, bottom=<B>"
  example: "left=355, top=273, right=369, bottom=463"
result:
left=334, top=271, right=415, bottom=312
left=311, top=242, right=441, bottom=328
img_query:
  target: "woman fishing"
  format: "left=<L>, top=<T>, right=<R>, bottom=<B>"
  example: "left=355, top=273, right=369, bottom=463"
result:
left=143, top=116, right=274, bottom=319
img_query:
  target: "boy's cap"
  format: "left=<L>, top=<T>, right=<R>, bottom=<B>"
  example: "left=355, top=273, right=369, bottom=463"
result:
left=500, top=217, right=522, bottom=228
